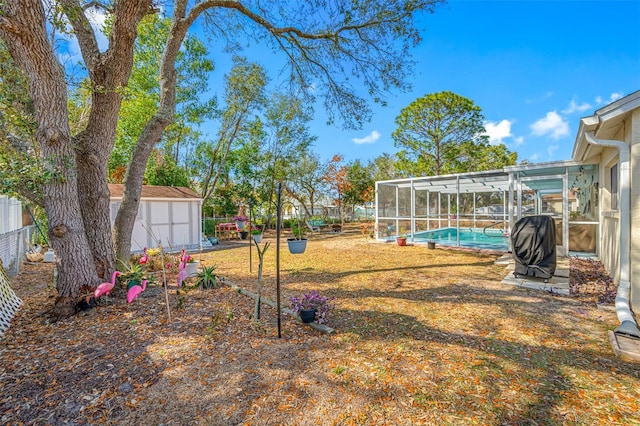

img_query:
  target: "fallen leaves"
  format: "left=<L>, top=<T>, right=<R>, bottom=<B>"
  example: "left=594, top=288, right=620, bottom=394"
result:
left=1, top=229, right=639, bottom=425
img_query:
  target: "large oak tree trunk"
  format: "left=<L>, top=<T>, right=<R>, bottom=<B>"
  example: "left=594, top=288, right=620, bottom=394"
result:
left=1, top=0, right=151, bottom=316
left=76, top=104, right=119, bottom=280
left=114, top=14, right=189, bottom=263
left=0, top=0, right=99, bottom=318
left=68, top=0, right=151, bottom=278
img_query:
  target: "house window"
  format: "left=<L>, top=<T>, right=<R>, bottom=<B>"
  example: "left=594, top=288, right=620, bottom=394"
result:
left=610, top=163, right=619, bottom=210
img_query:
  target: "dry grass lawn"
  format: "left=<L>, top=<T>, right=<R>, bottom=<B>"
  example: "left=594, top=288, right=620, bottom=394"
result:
left=2, top=228, right=639, bottom=425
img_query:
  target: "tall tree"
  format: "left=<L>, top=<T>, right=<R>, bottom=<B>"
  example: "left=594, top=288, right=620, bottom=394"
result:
left=259, top=93, right=316, bottom=225
left=192, top=57, right=267, bottom=212
left=344, top=159, right=375, bottom=211
left=392, top=91, right=515, bottom=177
left=364, top=152, right=402, bottom=182
left=0, top=1, right=152, bottom=317
left=0, top=40, right=42, bottom=207
left=108, top=14, right=216, bottom=185
left=0, top=0, right=445, bottom=318
left=284, top=151, right=327, bottom=218
left=323, top=154, right=351, bottom=223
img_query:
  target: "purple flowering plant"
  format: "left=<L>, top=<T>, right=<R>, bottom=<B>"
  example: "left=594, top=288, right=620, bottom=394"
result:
left=233, top=205, right=249, bottom=222
left=289, top=290, right=334, bottom=324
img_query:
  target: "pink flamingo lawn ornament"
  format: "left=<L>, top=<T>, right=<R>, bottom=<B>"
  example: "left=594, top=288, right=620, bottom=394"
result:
left=139, top=247, right=149, bottom=265
left=177, top=264, right=187, bottom=288
left=127, top=279, right=148, bottom=304
left=94, top=271, right=121, bottom=304
left=176, top=250, right=190, bottom=288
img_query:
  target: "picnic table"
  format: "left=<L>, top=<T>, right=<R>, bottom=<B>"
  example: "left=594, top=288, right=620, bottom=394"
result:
left=216, top=222, right=240, bottom=240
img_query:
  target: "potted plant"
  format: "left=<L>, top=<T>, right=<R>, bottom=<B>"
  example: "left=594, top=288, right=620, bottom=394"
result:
left=251, top=228, right=263, bottom=243
left=396, top=234, right=407, bottom=246
left=185, top=257, right=199, bottom=277
left=289, top=290, right=334, bottom=324
left=119, top=262, right=155, bottom=303
left=449, top=205, right=457, bottom=220
left=120, top=262, right=147, bottom=290
left=287, top=215, right=307, bottom=254
left=233, top=205, right=249, bottom=231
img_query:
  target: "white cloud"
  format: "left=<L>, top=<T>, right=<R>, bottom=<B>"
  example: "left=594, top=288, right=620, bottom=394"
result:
left=352, top=130, right=380, bottom=145
left=609, top=92, right=623, bottom=102
left=530, top=153, right=540, bottom=161
left=530, top=111, right=569, bottom=140
left=595, top=92, right=624, bottom=105
left=547, top=144, right=559, bottom=158
left=85, top=6, right=107, bottom=28
left=484, top=119, right=513, bottom=145
left=85, top=7, right=109, bottom=51
left=513, top=136, right=525, bottom=147
left=52, top=4, right=108, bottom=64
left=562, top=99, right=592, bottom=114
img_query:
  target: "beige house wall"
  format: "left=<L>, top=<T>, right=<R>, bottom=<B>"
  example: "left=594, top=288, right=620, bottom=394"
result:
left=600, top=215, right=620, bottom=284
left=598, top=146, right=621, bottom=285
left=597, top=108, right=640, bottom=308
left=630, top=109, right=640, bottom=308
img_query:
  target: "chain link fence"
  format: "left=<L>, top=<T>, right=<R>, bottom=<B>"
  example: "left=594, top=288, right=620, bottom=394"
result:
left=0, top=226, right=36, bottom=276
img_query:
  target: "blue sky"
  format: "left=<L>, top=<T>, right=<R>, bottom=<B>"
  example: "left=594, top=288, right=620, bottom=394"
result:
left=77, top=1, right=640, bottom=166
left=302, top=0, right=640, bottom=165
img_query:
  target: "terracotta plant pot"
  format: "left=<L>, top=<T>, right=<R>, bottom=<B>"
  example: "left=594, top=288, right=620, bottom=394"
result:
left=396, top=237, right=407, bottom=246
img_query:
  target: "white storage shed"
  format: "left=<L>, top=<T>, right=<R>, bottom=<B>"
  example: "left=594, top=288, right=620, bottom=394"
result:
left=109, top=184, right=202, bottom=252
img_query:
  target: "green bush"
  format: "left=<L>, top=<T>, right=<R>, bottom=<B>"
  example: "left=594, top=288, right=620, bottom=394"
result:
left=195, top=265, right=218, bottom=289
left=203, top=219, right=217, bottom=236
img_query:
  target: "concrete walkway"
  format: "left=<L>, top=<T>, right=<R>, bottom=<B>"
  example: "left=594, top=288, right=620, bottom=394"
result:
left=496, top=254, right=570, bottom=295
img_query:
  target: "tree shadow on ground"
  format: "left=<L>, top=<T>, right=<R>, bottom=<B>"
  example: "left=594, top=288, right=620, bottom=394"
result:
left=331, top=306, right=635, bottom=423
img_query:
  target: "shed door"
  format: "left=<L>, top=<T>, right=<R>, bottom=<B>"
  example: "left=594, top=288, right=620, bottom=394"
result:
left=171, top=201, right=192, bottom=246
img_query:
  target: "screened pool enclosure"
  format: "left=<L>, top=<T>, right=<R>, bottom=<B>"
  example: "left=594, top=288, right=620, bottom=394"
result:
left=375, top=161, right=599, bottom=255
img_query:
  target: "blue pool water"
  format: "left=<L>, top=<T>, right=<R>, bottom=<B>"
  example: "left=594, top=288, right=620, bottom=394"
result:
left=412, top=227, right=509, bottom=251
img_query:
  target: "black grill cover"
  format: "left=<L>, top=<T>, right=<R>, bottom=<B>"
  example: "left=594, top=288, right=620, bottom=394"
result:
left=511, top=215, right=556, bottom=279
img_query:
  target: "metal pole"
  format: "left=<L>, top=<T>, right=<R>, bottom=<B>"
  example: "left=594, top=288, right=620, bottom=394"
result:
left=276, top=182, right=282, bottom=338
left=410, top=179, right=415, bottom=242
left=427, top=191, right=431, bottom=231
left=249, top=200, right=253, bottom=273
left=456, top=176, right=460, bottom=247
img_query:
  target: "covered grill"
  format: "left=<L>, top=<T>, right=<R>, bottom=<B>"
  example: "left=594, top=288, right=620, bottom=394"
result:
left=511, top=215, right=557, bottom=282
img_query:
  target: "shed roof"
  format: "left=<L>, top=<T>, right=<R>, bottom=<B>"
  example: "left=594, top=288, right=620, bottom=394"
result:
left=108, top=184, right=200, bottom=200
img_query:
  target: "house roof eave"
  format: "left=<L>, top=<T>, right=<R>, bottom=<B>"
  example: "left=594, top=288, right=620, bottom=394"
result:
left=572, top=90, right=640, bottom=163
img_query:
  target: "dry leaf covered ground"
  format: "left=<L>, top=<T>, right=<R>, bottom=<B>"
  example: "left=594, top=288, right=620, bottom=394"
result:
left=2, top=227, right=639, bottom=425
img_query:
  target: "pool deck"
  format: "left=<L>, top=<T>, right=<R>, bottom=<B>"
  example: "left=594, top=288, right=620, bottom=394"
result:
left=496, top=254, right=570, bottom=295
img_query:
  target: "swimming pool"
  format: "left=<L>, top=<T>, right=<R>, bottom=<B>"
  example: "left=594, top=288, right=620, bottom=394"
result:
left=412, top=227, right=509, bottom=251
